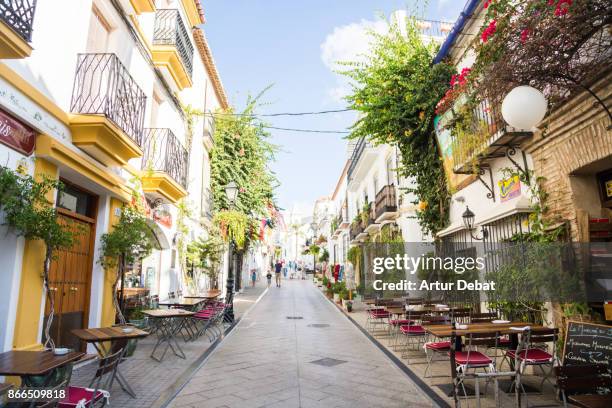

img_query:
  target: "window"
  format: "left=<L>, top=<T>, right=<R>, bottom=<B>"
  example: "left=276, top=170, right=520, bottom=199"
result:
left=386, top=156, right=394, bottom=185
left=149, top=91, right=163, bottom=127
left=86, top=6, right=112, bottom=53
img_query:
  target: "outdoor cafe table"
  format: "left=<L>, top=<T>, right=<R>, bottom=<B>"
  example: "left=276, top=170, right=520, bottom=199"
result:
left=0, top=350, right=84, bottom=386
left=143, top=309, right=195, bottom=362
left=424, top=322, right=547, bottom=351
left=158, top=297, right=205, bottom=309
left=72, top=325, right=149, bottom=398
left=184, top=289, right=221, bottom=298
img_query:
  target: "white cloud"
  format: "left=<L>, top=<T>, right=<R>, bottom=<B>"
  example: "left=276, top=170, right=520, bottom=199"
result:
left=320, top=18, right=388, bottom=103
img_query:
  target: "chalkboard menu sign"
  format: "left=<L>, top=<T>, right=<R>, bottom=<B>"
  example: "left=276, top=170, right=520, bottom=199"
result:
left=562, top=321, right=612, bottom=369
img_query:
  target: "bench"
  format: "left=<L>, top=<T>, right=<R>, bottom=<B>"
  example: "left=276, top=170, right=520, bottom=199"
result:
left=555, top=364, right=612, bottom=408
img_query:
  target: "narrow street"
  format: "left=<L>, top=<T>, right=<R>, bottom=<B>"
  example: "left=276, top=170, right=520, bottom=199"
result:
left=169, top=279, right=435, bottom=408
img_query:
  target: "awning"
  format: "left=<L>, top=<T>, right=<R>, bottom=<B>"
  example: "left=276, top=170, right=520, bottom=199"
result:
left=476, top=196, right=533, bottom=226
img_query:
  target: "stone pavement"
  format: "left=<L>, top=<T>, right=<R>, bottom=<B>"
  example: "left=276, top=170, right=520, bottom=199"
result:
left=168, top=278, right=437, bottom=408
left=69, top=282, right=268, bottom=408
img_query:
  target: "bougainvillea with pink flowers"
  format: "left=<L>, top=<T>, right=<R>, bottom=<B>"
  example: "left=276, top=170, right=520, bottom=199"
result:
left=466, top=0, right=611, bottom=111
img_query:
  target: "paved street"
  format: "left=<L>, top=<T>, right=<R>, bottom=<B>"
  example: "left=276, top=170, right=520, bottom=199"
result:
left=168, top=279, right=436, bottom=408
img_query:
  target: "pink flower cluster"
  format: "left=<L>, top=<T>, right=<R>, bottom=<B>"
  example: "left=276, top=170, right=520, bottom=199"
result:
left=435, top=68, right=472, bottom=114
left=520, top=28, right=529, bottom=44
left=481, top=20, right=497, bottom=43
left=484, top=0, right=493, bottom=8
left=553, top=0, right=573, bottom=16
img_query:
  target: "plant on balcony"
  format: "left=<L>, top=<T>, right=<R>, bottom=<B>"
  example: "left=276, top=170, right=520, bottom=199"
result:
left=466, top=0, right=612, bottom=122
left=360, top=202, right=370, bottom=225
left=340, top=16, right=454, bottom=237
left=0, top=166, right=75, bottom=350
left=99, top=204, right=155, bottom=325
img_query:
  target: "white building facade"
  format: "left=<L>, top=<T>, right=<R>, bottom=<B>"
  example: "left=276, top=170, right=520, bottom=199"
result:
left=0, top=0, right=227, bottom=352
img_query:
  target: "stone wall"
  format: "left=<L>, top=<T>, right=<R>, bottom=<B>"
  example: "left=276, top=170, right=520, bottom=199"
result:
left=521, top=74, right=612, bottom=242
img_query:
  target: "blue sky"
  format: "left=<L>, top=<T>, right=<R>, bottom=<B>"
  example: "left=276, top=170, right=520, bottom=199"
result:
left=202, top=1, right=465, bottom=216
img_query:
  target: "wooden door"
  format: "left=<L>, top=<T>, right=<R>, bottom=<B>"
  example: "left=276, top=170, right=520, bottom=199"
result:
left=44, top=211, right=96, bottom=351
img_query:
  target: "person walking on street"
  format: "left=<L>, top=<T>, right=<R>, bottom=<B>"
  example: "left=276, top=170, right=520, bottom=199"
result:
left=274, top=260, right=282, bottom=288
left=251, top=269, right=257, bottom=287
left=266, top=270, right=272, bottom=288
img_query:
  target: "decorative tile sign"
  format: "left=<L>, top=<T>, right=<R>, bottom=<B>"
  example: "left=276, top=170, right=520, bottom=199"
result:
left=0, top=107, right=35, bottom=155
left=498, top=174, right=521, bottom=202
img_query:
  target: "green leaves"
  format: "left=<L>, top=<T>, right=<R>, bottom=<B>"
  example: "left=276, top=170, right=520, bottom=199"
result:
left=0, top=166, right=74, bottom=252
left=210, top=91, right=278, bottom=249
left=99, top=205, right=155, bottom=269
left=340, top=18, right=454, bottom=236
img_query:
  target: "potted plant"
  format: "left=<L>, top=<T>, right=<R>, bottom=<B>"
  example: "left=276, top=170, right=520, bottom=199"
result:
left=325, top=281, right=333, bottom=299
left=346, top=300, right=353, bottom=312
left=0, top=166, right=76, bottom=351
left=99, top=204, right=155, bottom=325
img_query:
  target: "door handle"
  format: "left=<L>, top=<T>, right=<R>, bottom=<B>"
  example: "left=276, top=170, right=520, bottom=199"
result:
left=49, top=287, right=58, bottom=291
left=70, top=287, right=78, bottom=292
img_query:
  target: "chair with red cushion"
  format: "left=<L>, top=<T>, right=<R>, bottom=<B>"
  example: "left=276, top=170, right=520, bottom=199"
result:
left=506, top=328, right=559, bottom=392
left=365, top=307, right=390, bottom=334
left=422, top=314, right=451, bottom=377
left=398, top=310, right=428, bottom=358
left=58, top=348, right=123, bottom=408
left=450, top=331, right=521, bottom=408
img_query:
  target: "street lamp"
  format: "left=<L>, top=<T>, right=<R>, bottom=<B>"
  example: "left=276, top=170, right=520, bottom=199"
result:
left=224, top=181, right=239, bottom=322
left=501, top=86, right=548, bottom=131
left=462, top=206, right=488, bottom=241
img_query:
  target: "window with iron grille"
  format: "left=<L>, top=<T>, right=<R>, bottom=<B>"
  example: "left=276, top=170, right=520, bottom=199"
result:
left=70, top=53, right=147, bottom=146
left=142, top=128, right=189, bottom=189
left=153, top=9, right=194, bottom=79
left=0, top=0, right=37, bottom=42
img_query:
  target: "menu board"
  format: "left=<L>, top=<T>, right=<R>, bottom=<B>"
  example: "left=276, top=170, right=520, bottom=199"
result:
left=562, top=321, right=612, bottom=369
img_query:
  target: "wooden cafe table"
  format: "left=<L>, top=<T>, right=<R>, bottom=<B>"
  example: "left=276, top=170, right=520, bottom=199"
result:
left=72, top=325, right=148, bottom=398
left=143, top=309, right=195, bottom=362
left=158, top=297, right=205, bottom=309
left=184, top=290, right=221, bottom=300
left=425, top=322, right=546, bottom=351
left=0, top=349, right=84, bottom=386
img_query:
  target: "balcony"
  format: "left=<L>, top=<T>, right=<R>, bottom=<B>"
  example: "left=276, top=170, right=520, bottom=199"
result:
left=152, top=9, right=194, bottom=91
left=375, top=185, right=398, bottom=223
left=129, top=0, right=155, bottom=14
left=415, top=19, right=453, bottom=43
left=141, top=128, right=188, bottom=204
left=347, top=137, right=378, bottom=190
left=349, top=219, right=365, bottom=243
left=451, top=98, right=532, bottom=175
left=0, top=0, right=36, bottom=58
left=70, top=53, right=146, bottom=167
left=364, top=203, right=380, bottom=234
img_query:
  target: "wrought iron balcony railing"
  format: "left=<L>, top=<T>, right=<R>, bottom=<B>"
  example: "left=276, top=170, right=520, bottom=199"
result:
left=414, top=19, right=453, bottom=41
left=154, top=9, right=194, bottom=79
left=142, top=128, right=189, bottom=189
left=70, top=53, right=147, bottom=146
left=337, top=200, right=349, bottom=226
left=347, top=136, right=373, bottom=181
left=349, top=219, right=364, bottom=241
left=375, top=185, right=398, bottom=220
left=0, top=0, right=37, bottom=42
left=450, top=98, right=531, bottom=174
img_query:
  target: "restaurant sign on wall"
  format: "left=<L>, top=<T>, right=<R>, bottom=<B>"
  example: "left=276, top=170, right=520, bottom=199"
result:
left=498, top=175, right=521, bottom=202
left=0, top=108, right=35, bottom=155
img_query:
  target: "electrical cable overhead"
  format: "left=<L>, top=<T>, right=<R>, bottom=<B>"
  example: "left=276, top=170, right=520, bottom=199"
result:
left=204, top=108, right=352, bottom=118
left=261, top=125, right=351, bottom=134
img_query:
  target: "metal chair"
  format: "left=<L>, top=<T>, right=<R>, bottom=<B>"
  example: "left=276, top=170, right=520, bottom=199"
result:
left=422, top=314, right=452, bottom=377
left=28, top=380, right=69, bottom=408
left=469, top=312, right=498, bottom=323
left=58, top=348, right=124, bottom=407
left=506, top=327, right=559, bottom=392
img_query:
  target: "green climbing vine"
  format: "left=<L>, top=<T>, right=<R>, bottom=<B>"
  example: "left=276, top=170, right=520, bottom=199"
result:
left=340, top=16, right=455, bottom=236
